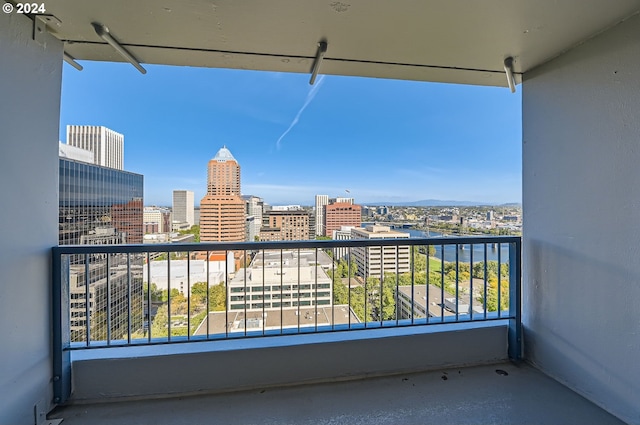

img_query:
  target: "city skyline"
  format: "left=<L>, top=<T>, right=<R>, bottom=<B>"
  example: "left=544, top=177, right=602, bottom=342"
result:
left=59, top=62, right=522, bottom=206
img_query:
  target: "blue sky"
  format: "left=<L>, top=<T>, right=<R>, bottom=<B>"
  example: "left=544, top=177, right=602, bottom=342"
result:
left=59, top=61, right=522, bottom=206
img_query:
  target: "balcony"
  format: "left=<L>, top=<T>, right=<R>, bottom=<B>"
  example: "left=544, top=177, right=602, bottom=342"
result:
left=44, top=237, right=624, bottom=423
left=3, top=2, right=640, bottom=424
left=51, top=237, right=521, bottom=404
left=43, top=236, right=594, bottom=423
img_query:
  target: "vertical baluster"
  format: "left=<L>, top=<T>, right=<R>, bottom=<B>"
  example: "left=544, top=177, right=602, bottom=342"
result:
left=364, top=247, right=368, bottom=328
left=127, top=252, right=131, bottom=345
left=262, top=249, right=266, bottom=336
left=315, top=248, right=319, bottom=332
left=396, top=245, right=400, bottom=326
left=410, top=244, right=414, bottom=325
left=455, top=245, right=459, bottom=322
left=243, top=249, right=248, bottom=337
left=469, top=244, right=474, bottom=321
left=426, top=243, right=430, bottom=324
left=264, top=249, right=268, bottom=336
left=498, top=243, right=502, bottom=318
left=380, top=244, right=384, bottom=326
left=206, top=250, right=210, bottom=338
left=440, top=244, right=445, bottom=322
left=187, top=251, right=191, bottom=340
left=484, top=244, right=488, bottom=320
left=84, top=253, right=90, bottom=346
left=106, top=254, right=111, bottom=345
left=280, top=249, right=284, bottom=335
left=330, top=247, right=334, bottom=331
left=146, top=252, right=151, bottom=343
left=347, top=247, right=352, bottom=329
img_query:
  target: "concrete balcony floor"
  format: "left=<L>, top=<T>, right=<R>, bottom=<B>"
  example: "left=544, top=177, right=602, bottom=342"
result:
left=50, top=362, right=625, bottom=425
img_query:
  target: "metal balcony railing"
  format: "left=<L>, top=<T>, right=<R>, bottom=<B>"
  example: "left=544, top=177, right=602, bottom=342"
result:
left=52, top=236, right=521, bottom=404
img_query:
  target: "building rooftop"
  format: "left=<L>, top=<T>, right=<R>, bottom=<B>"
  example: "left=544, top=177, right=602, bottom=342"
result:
left=250, top=250, right=334, bottom=270
left=352, top=225, right=411, bottom=238
left=397, top=284, right=486, bottom=317
left=213, top=145, right=236, bottom=162
left=193, top=305, right=359, bottom=336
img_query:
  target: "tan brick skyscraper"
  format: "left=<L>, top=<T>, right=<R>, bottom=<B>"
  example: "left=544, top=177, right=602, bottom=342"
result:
left=200, top=146, right=246, bottom=242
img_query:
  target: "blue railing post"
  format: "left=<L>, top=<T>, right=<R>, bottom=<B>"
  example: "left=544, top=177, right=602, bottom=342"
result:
left=508, top=240, right=522, bottom=361
left=52, top=248, right=71, bottom=404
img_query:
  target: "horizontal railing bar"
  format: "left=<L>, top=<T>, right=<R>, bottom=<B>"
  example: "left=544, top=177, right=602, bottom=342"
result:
left=53, top=236, right=520, bottom=255
left=67, top=313, right=511, bottom=351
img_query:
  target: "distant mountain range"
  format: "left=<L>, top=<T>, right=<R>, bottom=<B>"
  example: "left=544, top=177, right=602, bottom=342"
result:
left=363, top=200, right=521, bottom=207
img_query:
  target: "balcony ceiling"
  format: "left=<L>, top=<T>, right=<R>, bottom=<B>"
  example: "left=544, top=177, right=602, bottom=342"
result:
left=44, top=0, right=640, bottom=86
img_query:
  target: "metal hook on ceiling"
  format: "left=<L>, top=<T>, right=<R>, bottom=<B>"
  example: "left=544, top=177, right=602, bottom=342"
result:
left=63, top=51, right=83, bottom=71
left=503, top=57, right=516, bottom=93
left=309, top=41, right=328, bottom=85
left=92, top=23, right=147, bottom=74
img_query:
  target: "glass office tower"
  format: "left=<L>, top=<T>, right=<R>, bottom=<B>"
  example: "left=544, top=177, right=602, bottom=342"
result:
left=59, top=158, right=144, bottom=342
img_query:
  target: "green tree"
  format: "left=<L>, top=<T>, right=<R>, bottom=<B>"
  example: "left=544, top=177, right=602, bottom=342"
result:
left=478, top=277, right=510, bottom=312
left=191, top=282, right=208, bottom=306
left=365, top=276, right=396, bottom=321
left=144, top=282, right=164, bottom=302
left=178, top=225, right=200, bottom=242
left=170, top=290, right=187, bottom=315
left=150, top=304, right=190, bottom=338
left=398, top=272, right=412, bottom=286
left=472, top=261, right=508, bottom=280
left=333, top=281, right=349, bottom=305
left=412, top=247, right=426, bottom=271
left=348, top=286, right=372, bottom=323
left=208, top=282, right=226, bottom=311
left=151, top=304, right=168, bottom=337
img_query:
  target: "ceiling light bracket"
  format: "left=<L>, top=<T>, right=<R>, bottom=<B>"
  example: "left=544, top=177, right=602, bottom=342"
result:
left=503, top=57, right=516, bottom=93
left=63, top=51, right=83, bottom=71
left=309, top=41, right=328, bottom=85
left=92, top=23, right=147, bottom=74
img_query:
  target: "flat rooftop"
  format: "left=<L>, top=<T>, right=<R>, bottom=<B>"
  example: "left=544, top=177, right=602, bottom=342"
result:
left=250, top=249, right=333, bottom=269
left=398, top=284, right=487, bottom=318
left=193, top=305, right=360, bottom=336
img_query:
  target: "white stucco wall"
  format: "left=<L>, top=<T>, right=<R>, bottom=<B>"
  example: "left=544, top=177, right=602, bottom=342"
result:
left=0, top=12, right=62, bottom=425
left=523, top=13, right=640, bottom=425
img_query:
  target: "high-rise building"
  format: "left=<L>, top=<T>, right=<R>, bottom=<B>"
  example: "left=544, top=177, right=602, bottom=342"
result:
left=172, top=190, right=195, bottom=227
left=59, top=148, right=144, bottom=343
left=314, top=194, right=329, bottom=237
left=59, top=141, right=94, bottom=164
left=332, top=225, right=355, bottom=259
left=330, top=196, right=354, bottom=205
left=243, top=195, right=264, bottom=241
left=228, top=250, right=332, bottom=311
left=143, top=207, right=172, bottom=233
left=260, top=210, right=310, bottom=241
left=66, top=125, right=124, bottom=170
left=200, top=146, right=246, bottom=242
left=59, top=157, right=144, bottom=245
left=324, top=202, right=362, bottom=237
left=350, top=225, right=410, bottom=278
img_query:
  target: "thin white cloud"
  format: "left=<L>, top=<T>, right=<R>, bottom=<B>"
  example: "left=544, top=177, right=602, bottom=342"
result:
left=275, top=75, right=326, bottom=150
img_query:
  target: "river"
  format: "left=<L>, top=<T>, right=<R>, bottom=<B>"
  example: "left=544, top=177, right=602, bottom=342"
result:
left=396, top=228, right=511, bottom=264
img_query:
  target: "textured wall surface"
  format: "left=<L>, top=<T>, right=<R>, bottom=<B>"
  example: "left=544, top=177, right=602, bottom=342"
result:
left=523, top=13, right=640, bottom=425
left=0, top=12, right=62, bottom=425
